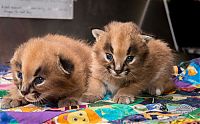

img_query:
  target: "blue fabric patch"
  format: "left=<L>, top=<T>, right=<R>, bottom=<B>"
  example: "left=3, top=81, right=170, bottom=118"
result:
left=0, top=112, right=18, bottom=124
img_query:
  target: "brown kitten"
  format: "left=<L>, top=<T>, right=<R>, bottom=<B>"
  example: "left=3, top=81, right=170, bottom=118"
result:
left=1, top=34, right=92, bottom=108
left=81, top=21, right=176, bottom=104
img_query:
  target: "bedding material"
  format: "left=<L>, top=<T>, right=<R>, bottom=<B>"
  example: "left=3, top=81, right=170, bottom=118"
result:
left=0, top=58, right=200, bottom=124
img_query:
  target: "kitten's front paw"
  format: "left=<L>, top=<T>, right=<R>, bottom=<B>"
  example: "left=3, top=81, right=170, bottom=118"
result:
left=80, top=94, right=103, bottom=103
left=1, top=98, right=25, bottom=109
left=58, top=98, right=79, bottom=108
left=148, top=87, right=164, bottom=96
left=113, top=94, right=135, bottom=104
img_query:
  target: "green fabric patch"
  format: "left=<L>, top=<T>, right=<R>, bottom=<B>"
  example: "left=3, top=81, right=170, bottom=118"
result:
left=0, top=90, right=8, bottom=98
left=184, top=108, right=200, bottom=119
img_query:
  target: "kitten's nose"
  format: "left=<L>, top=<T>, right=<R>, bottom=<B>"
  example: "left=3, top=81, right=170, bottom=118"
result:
left=21, top=90, right=29, bottom=96
left=115, top=70, right=122, bottom=75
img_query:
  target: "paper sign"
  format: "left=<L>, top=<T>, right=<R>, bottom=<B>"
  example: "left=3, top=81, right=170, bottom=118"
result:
left=0, top=0, right=73, bottom=19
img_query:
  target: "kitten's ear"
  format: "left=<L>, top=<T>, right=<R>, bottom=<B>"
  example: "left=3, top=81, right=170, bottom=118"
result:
left=92, top=29, right=105, bottom=39
left=10, top=57, right=16, bottom=66
left=10, top=58, right=21, bottom=69
left=10, top=47, right=23, bottom=67
left=57, top=56, right=74, bottom=75
left=139, top=35, right=153, bottom=43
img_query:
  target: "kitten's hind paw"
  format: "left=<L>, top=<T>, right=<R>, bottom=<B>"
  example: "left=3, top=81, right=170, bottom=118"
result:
left=113, top=95, right=135, bottom=104
left=80, top=94, right=103, bottom=103
left=0, top=98, right=24, bottom=109
left=58, top=98, right=79, bottom=108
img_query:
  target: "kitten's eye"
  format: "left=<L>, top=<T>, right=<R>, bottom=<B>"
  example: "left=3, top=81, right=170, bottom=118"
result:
left=33, top=76, right=44, bottom=85
left=126, top=56, right=135, bottom=63
left=106, top=53, right=113, bottom=61
left=17, top=72, right=23, bottom=80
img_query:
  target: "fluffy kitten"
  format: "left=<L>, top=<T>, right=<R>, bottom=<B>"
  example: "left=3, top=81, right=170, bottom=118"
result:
left=1, top=34, right=92, bottom=108
left=81, top=21, right=176, bottom=104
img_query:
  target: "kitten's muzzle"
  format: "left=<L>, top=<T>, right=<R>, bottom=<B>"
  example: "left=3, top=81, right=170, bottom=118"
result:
left=115, top=69, right=123, bottom=75
left=21, top=90, right=29, bottom=96
left=24, top=91, right=42, bottom=102
left=20, top=85, right=30, bottom=96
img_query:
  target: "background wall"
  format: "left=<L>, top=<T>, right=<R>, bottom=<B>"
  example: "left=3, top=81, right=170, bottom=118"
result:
left=0, top=0, right=183, bottom=64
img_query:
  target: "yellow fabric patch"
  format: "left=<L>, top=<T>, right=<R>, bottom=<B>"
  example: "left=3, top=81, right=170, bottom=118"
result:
left=55, top=108, right=101, bottom=124
left=8, top=104, right=43, bottom=112
left=188, top=66, right=198, bottom=76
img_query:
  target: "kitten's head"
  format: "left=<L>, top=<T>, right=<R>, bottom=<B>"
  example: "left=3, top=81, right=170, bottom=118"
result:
left=10, top=37, right=81, bottom=103
left=92, top=21, right=149, bottom=79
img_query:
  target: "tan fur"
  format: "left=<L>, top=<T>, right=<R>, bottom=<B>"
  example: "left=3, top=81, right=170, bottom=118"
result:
left=81, top=21, right=175, bottom=104
left=1, top=34, right=92, bottom=108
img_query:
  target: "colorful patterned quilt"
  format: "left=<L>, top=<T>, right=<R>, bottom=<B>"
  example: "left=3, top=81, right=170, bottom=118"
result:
left=0, top=58, right=200, bottom=124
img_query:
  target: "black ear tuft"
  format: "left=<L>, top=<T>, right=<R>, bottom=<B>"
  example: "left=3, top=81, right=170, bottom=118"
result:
left=58, top=56, right=74, bottom=75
